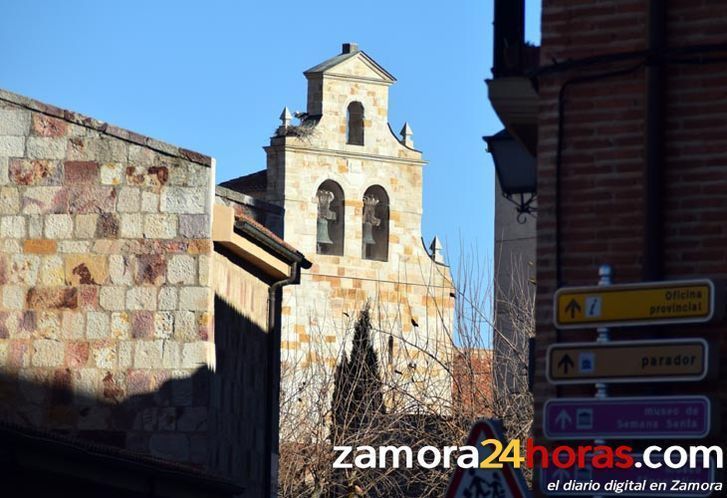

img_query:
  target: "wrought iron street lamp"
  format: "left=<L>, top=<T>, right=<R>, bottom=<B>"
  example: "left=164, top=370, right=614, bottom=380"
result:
left=484, top=129, right=537, bottom=223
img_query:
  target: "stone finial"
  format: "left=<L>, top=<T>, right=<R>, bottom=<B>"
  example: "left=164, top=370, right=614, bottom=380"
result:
left=342, top=42, right=359, bottom=54
left=280, top=107, right=292, bottom=128
left=429, top=236, right=444, bottom=264
left=400, top=122, right=414, bottom=148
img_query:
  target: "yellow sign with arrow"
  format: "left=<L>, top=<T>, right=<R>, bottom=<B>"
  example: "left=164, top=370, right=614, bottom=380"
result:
left=554, top=279, right=716, bottom=329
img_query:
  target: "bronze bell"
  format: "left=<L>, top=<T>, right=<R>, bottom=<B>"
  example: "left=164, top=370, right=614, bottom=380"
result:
left=362, top=221, right=376, bottom=245
left=317, top=218, right=333, bottom=245
left=317, top=189, right=336, bottom=245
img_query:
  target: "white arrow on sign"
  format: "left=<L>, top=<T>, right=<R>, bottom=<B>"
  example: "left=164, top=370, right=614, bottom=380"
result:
left=555, top=410, right=572, bottom=430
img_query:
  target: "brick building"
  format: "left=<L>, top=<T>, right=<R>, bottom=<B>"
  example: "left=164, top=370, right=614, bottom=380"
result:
left=0, top=88, right=310, bottom=496
left=489, top=0, right=727, bottom=495
left=219, top=43, right=456, bottom=416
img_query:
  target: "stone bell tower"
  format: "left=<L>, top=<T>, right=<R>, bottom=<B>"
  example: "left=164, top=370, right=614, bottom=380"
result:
left=223, top=43, right=455, bottom=407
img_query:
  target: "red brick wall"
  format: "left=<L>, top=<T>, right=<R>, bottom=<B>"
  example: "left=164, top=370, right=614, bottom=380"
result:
left=451, top=349, right=494, bottom=418
left=535, top=1, right=727, bottom=494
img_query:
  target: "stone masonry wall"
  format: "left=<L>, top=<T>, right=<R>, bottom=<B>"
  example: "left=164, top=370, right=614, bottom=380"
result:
left=0, top=90, right=215, bottom=467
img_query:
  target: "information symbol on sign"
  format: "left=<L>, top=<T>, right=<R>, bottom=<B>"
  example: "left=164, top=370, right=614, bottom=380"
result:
left=585, top=296, right=602, bottom=317
left=576, top=408, right=593, bottom=429
left=578, top=352, right=595, bottom=373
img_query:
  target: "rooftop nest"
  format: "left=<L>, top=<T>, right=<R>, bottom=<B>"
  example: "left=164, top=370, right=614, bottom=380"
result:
left=275, top=113, right=320, bottom=141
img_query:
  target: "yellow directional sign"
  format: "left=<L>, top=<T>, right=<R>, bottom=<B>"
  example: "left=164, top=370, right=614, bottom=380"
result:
left=547, top=339, right=710, bottom=384
left=554, top=279, right=717, bottom=329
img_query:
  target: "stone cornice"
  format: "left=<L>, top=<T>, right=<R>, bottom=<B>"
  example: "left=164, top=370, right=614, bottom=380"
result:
left=264, top=142, right=427, bottom=166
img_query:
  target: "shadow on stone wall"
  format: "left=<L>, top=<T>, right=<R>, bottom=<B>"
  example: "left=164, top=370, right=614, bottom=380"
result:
left=0, top=295, right=270, bottom=495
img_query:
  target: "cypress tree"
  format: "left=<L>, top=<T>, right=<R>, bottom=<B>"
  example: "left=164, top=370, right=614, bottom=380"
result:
left=329, top=304, right=385, bottom=496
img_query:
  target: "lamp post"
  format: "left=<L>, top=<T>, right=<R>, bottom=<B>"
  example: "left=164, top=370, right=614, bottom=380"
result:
left=484, top=129, right=537, bottom=223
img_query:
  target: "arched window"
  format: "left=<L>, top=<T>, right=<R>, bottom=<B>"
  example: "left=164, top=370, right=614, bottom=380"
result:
left=316, top=180, right=344, bottom=256
left=362, top=185, right=389, bottom=261
left=346, top=102, right=364, bottom=145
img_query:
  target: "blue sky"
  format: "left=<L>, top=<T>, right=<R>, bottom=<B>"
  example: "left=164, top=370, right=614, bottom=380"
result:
left=1, top=1, right=540, bottom=271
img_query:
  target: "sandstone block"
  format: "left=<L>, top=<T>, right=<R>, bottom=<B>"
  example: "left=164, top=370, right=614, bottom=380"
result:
left=178, top=214, right=208, bottom=238
left=21, top=186, right=67, bottom=214
left=75, top=214, right=98, bottom=238
left=75, top=368, right=101, bottom=404
left=167, top=255, right=195, bottom=285
left=0, top=215, right=25, bottom=238
left=126, top=287, right=157, bottom=310
left=65, top=254, right=108, bottom=285
left=134, top=254, right=166, bottom=285
left=9, top=159, right=60, bottom=186
left=10, top=254, right=40, bottom=285
left=160, top=187, right=206, bottom=214
left=32, top=339, right=64, bottom=367
left=131, top=311, right=154, bottom=339
left=144, top=213, right=177, bottom=239
left=44, top=214, right=73, bottom=239
left=95, top=212, right=120, bottom=238
left=0, top=157, right=8, bottom=185
left=179, top=287, right=210, bottom=311
left=198, top=254, right=210, bottom=286
left=92, top=344, right=116, bottom=369
left=0, top=239, right=21, bottom=253
left=100, top=162, right=123, bottom=185
left=0, top=136, right=25, bottom=156
left=118, top=341, right=133, bottom=368
left=162, top=341, right=180, bottom=368
left=67, top=186, right=116, bottom=214
left=61, top=311, right=85, bottom=339
left=120, top=213, right=143, bottom=238
left=108, top=255, right=132, bottom=285
left=40, top=255, right=65, bottom=285
left=26, top=137, right=66, bottom=159
left=27, top=215, right=43, bottom=238
left=0, top=187, right=20, bottom=214
left=173, top=311, right=196, bottom=341
left=134, top=340, right=163, bottom=368
left=58, top=240, right=91, bottom=253
left=117, top=187, right=140, bottom=213
left=0, top=110, right=31, bottom=135
left=23, top=239, right=56, bottom=255
left=31, top=114, right=67, bottom=137
left=26, top=287, right=78, bottom=309
left=99, top=286, right=126, bottom=311
left=64, top=161, right=99, bottom=184
left=140, top=191, right=158, bottom=212
left=65, top=340, right=89, bottom=368
left=155, top=312, right=174, bottom=339
left=111, top=312, right=130, bottom=339
left=86, top=311, right=110, bottom=339
left=181, top=341, right=208, bottom=368
left=158, top=287, right=178, bottom=310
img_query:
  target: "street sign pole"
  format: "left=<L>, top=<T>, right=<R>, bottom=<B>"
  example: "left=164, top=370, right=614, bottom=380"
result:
left=594, top=265, right=611, bottom=498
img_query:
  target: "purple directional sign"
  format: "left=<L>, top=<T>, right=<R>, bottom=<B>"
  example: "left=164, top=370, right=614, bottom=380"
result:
left=544, top=396, right=712, bottom=440
left=540, top=454, right=716, bottom=496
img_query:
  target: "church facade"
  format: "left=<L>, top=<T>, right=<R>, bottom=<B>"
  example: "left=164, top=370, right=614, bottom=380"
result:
left=217, top=43, right=455, bottom=408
